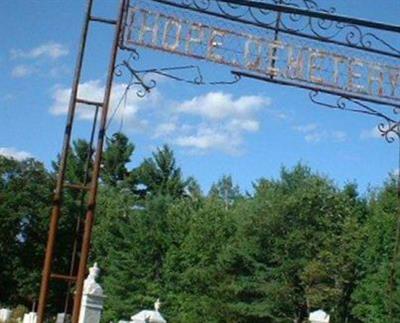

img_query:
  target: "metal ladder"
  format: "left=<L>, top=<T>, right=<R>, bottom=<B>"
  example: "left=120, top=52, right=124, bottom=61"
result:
left=36, top=1, right=128, bottom=322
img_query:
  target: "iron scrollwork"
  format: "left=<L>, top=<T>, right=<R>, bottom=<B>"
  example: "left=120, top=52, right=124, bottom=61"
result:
left=150, top=0, right=400, bottom=58
left=309, top=90, right=400, bottom=143
left=115, top=48, right=242, bottom=98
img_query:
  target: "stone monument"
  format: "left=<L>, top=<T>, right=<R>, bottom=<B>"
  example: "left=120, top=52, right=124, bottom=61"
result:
left=130, top=299, right=166, bottom=323
left=22, top=312, right=37, bottom=323
left=309, top=309, right=330, bottom=323
left=0, top=308, right=12, bottom=322
left=78, top=263, right=105, bottom=323
left=55, top=313, right=71, bottom=323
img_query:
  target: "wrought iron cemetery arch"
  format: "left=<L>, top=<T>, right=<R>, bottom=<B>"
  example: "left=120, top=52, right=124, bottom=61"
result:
left=36, top=0, right=400, bottom=322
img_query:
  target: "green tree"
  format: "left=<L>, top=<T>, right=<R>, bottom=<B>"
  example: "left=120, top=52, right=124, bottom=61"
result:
left=135, top=145, right=188, bottom=198
left=163, top=198, right=234, bottom=323
left=352, top=177, right=400, bottom=322
left=0, top=156, right=53, bottom=307
left=52, top=139, right=93, bottom=186
left=209, top=175, right=241, bottom=209
left=102, top=132, right=134, bottom=187
left=94, top=194, right=184, bottom=322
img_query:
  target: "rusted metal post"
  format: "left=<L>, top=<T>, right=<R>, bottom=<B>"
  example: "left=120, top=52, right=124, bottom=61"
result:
left=37, top=1, right=94, bottom=322
left=71, top=1, right=127, bottom=322
left=63, top=104, right=100, bottom=316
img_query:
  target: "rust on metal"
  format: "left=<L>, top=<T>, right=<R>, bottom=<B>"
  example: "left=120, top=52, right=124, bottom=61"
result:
left=50, top=274, right=77, bottom=282
left=36, top=0, right=96, bottom=322
left=76, top=98, right=104, bottom=107
left=63, top=183, right=91, bottom=191
left=36, top=0, right=127, bottom=322
left=71, top=1, right=128, bottom=322
left=90, top=16, right=118, bottom=25
left=123, top=3, right=400, bottom=106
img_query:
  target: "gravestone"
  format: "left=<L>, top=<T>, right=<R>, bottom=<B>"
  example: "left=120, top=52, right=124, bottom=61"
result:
left=78, top=263, right=105, bottom=323
left=0, top=308, right=12, bottom=322
left=130, top=299, right=166, bottom=323
left=309, top=309, right=330, bottom=323
left=22, top=312, right=37, bottom=323
left=56, top=313, right=71, bottom=323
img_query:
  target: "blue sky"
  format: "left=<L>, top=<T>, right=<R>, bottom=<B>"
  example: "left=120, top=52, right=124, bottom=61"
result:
left=0, top=0, right=399, bottom=194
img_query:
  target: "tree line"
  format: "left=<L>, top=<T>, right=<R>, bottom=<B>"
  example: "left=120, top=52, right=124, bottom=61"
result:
left=1, top=132, right=400, bottom=322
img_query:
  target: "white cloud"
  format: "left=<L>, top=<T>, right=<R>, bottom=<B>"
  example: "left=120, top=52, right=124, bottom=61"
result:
left=49, top=65, right=70, bottom=78
left=360, top=126, right=382, bottom=140
left=294, top=123, right=347, bottom=143
left=170, top=92, right=270, bottom=154
left=177, top=92, right=269, bottom=120
left=11, top=65, right=35, bottom=78
left=304, top=132, right=323, bottom=143
left=153, top=122, right=177, bottom=138
left=50, top=80, right=159, bottom=130
left=228, top=119, right=260, bottom=132
left=11, top=42, right=69, bottom=60
left=175, top=125, right=243, bottom=155
left=0, top=147, right=32, bottom=161
left=331, top=131, right=347, bottom=142
left=176, top=130, right=227, bottom=150
left=50, top=84, right=269, bottom=155
left=294, top=123, right=318, bottom=133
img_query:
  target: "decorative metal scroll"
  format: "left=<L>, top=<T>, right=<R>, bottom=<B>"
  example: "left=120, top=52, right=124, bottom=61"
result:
left=308, top=91, right=400, bottom=143
left=144, top=0, right=400, bottom=58
left=118, top=0, right=400, bottom=142
left=114, top=51, right=242, bottom=98
left=120, top=0, right=400, bottom=108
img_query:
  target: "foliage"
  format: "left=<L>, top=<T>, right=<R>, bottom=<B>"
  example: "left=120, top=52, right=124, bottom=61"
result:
left=9, top=305, right=29, bottom=323
left=0, top=156, right=53, bottom=306
left=134, top=145, right=188, bottom=198
left=2, top=135, right=400, bottom=323
left=102, top=132, right=134, bottom=187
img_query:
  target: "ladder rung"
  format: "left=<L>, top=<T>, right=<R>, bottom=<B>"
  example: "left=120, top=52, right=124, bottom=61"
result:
left=64, top=183, right=91, bottom=191
left=90, top=16, right=117, bottom=25
left=51, top=273, right=77, bottom=282
left=76, top=98, right=103, bottom=107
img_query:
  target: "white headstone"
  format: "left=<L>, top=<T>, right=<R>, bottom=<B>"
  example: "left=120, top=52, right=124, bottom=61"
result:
left=56, top=313, right=71, bottom=323
left=78, top=263, right=105, bottom=323
left=22, top=312, right=37, bottom=323
left=130, top=299, right=166, bottom=323
left=309, top=309, right=330, bottom=323
left=0, top=308, right=12, bottom=322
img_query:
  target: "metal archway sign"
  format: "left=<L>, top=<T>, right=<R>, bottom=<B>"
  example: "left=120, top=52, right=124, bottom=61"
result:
left=122, top=1, right=400, bottom=107
left=36, top=1, right=400, bottom=322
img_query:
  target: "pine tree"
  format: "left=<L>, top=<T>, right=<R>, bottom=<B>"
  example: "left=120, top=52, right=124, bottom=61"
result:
left=102, top=132, right=134, bottom=187
left=96, top=195, right=176, bottom=322
left=352, top=176, right=400, bottom=321
left=135, top=145, right=188, bottom=198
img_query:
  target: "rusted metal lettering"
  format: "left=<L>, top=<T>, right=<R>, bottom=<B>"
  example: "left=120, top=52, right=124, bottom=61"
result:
left=123, top=4, right=400, bottom=105
left=138, top=9, right=159, bottom=45
left=207, top=29, right=226, bottom=63
left=286, top=45, right=306, bottom=80
left=162, top=17, right=182, bottom=51
left=368, top=64, right=384, bottom=96
left=389, top=68, right=400, bottom=97
left=309, top=50, right=325, bottom=85
left=244, top=36, right=263, bottom=71
left=348, top=59, right=365, bottom=93
left=331, top=54, right=346, bottom=87
left=186, top=23, right=204, bottom=55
